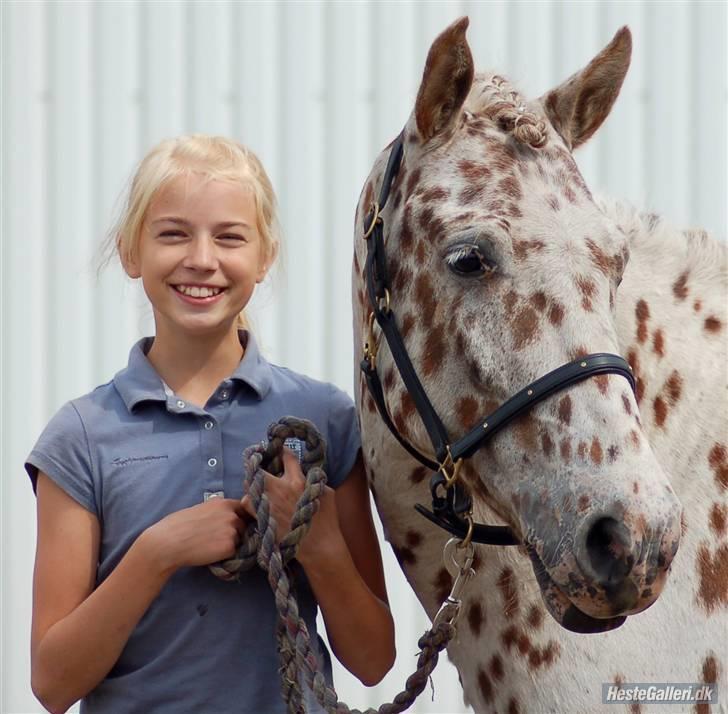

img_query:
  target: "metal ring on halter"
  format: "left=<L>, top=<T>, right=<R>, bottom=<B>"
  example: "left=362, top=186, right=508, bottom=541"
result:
left=363, top=202, right=381, bottom=239
left=377, top=288, right=391, bottom=315
left=457, top=514, right=475, bottom=550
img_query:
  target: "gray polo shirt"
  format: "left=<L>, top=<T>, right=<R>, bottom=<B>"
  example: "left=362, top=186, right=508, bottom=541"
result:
left=25, top=331, right=361, bottom=713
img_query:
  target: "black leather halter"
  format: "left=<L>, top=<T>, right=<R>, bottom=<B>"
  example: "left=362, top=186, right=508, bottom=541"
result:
left=359, top=133, right=636, bottom=546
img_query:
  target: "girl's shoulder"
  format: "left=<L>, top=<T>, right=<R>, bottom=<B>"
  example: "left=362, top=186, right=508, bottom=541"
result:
left=266, top=363, right=353, bottom=407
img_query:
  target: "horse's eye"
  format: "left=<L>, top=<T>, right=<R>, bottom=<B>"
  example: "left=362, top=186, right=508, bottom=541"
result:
left=445, top=245, right=496, bottom=277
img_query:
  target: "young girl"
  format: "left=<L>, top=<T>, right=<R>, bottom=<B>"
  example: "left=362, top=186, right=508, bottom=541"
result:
left=25, top=135, right=395, bottom=713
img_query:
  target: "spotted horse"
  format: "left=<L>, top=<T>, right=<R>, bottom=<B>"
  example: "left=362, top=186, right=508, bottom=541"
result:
left=352, top=18, right=727, bottom=714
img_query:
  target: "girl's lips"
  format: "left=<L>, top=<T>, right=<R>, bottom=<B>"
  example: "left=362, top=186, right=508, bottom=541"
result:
left=171, top=285, right=227, bottom=306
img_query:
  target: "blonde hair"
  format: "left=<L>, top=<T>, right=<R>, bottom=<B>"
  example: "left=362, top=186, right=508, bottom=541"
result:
left=105, top=134, right=281, bottom=329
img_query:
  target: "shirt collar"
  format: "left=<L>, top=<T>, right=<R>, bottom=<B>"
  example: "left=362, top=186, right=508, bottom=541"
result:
left=229, top=330, right=272, bottom=400
left=113, top=330, right=272, bottom=412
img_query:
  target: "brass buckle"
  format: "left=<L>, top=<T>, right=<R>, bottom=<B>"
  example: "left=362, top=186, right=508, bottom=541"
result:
left=363, top=312, right=379, bottom=369
left=363, top=202, right=381, bottom=239
left=438, top=446, right=463, bottom=489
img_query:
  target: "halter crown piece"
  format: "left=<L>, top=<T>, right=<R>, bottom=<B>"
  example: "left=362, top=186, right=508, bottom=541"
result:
left=360, top=133, right=636, bottom=546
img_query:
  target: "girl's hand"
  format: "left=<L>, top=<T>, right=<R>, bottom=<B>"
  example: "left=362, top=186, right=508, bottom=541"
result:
left=241, top=449, right=342, bottom=565
left=141, top=498, right=249, bottom=575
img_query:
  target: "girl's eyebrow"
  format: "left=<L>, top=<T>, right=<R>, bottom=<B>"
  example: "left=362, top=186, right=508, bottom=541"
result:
left=151, top=217, right=251, bottom=229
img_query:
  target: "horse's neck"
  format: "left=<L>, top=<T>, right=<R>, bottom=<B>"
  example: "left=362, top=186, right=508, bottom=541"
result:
left=609, top=200, right=727, bottom=501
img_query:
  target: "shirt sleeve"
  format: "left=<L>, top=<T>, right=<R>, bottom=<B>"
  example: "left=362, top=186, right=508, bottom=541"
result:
left=324, top=383, right=361, bottom=489
left=24, top=401, right=98, bottom=515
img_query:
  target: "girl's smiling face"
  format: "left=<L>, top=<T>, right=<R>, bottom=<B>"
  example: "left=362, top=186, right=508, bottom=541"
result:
left=127, top=173, right=269, bottom=339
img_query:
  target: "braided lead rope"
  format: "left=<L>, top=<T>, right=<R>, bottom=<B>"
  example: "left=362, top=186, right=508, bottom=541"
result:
left=211, top=417, right=467, bottom=714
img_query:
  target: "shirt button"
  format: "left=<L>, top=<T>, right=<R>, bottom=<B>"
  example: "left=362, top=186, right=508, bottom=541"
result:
left=207, top=458, right=218, bottom=467
left=204, top=421, right=214, bottom=430
left=220, top=390, right=229, bottom=400
left=176, top=400, right=185, bottom=408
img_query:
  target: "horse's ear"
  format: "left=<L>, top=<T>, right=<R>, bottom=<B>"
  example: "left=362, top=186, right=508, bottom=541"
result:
left=540, top=27, right=632, bottom=150
left=414, top=17, right=474, bottom=142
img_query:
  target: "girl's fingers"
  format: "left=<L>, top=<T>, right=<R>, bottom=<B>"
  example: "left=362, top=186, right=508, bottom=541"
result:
left=239, top=495, right=256, bottom=521
left=281, top=448, right=305, bottom=484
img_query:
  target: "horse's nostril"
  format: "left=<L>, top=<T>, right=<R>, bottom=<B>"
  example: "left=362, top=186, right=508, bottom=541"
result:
left=584, top=517, right=634, bottom=586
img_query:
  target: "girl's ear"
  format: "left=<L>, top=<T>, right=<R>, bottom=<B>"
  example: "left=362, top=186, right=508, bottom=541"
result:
left=119, top=237, right=141, bottom=279
left=257, top=241, right=279, bottom=283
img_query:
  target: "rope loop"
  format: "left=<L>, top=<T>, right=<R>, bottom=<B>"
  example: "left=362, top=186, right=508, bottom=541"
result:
left=211, top=417, right=461, bottom=713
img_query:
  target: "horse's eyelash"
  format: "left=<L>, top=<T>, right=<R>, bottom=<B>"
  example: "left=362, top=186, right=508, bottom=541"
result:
left=446, top=245, right=481, bottom=264
left=446, top=245, right=496, bottom=271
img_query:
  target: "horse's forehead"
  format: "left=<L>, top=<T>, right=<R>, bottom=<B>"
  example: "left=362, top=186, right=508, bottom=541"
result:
left=395, top=133, right=619, bottom=266
left=402, top=126, right=596, bottom=231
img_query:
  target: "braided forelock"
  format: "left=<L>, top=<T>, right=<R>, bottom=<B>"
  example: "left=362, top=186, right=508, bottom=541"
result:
left=466, top=73, right=548, bottom=148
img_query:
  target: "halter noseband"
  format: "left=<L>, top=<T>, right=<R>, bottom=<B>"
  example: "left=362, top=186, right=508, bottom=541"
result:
left=360, top=133, right=635, bottom=546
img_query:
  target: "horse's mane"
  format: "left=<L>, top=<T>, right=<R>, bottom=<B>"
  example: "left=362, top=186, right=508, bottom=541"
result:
left=599, top=197, right=727, bottom=289
left=465, top=72, right=548, bottom=149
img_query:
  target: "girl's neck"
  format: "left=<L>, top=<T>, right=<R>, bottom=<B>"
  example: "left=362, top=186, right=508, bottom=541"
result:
left=146, top=326, right=244, bottom=407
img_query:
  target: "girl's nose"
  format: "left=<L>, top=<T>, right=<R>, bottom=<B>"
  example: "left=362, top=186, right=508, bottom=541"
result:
left=183, top=236, right=218, bottom=271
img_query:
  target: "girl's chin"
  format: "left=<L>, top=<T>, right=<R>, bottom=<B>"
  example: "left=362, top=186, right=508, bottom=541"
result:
left=153, top=315, right=243, bottom=340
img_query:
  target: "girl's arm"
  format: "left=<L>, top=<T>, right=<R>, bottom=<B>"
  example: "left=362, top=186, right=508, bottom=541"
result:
left=31, top=473, right=247, bottom=714
left=260, top=452, right=396, bottom=686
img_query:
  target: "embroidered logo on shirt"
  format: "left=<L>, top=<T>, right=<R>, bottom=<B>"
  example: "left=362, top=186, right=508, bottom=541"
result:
left=258, top=438, right=304, bottom=464
left=111, top=455, right=169, bottom=467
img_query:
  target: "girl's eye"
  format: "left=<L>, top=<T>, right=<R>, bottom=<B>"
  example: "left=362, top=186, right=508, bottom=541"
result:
left=159, top=230, right=185, bottom=239
left=445, top=244, right=496, bottom=277
left=218, top=234, right=245, bottom=242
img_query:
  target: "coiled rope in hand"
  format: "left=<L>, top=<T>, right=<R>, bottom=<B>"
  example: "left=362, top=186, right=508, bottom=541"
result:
left=210, top=416, right=457, bottom=714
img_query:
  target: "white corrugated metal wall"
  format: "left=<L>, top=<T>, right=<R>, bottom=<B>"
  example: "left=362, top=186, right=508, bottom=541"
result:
left=2, top=1, right=725, bottom=712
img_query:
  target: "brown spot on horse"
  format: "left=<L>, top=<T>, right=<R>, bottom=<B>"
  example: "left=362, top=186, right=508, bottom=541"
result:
left=511, top=305, right=541, bottom=350
left=433, top=567, right=453, bottom=606
left=705, top=316, right=723, bottom=333
left=405, top=167, right=422, bottom=198
left=561, top=438, right=573, bottom=462
left=530, top=291, right=547, bottom=312
left=576, top=276, right=597, bottom=311
left=635, top=299, right=650, bottom=343
left=654, top=396, right=668, bottom=428
left=423, top=323, right=447, bottom=376
left=696, top=543, right=728, bottom=613
left=477, top=668, right=494, bottom=703
left=527, top=604, right=544, bottom=630
left=590, top=438, right=603, bottom=465
left=558, top=395, right=572, bottom=425
left=622, top=393, right=632, bottom=415
left=497, top=567, right=519, bottom=619
left=708, top=443, right=728, bottom=491
left=595, top=374, right=609, bottom=395
left=457, top=395, right=480, bottom=429
left=548, top=301, right=565, bottom=326
left=393, top=543, right=417, bottom=566
left=409, top=466, right=428, bottom=484
left=709, top=503, right=727, bottom=537
left=467, top=600, right=485, bottom=637
left=673, top=271, right=689, bottom=300
left=457, top=159, right=491, bottom=182
left=419, top=186, right=450, bottom=203
left=513, top=240, right=546, bottom=261
left=586, top=238, right=611, bottom=277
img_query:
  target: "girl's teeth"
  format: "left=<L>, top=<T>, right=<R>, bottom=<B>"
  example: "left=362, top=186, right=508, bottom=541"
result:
left=176, top=286, right=221, bottom=298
